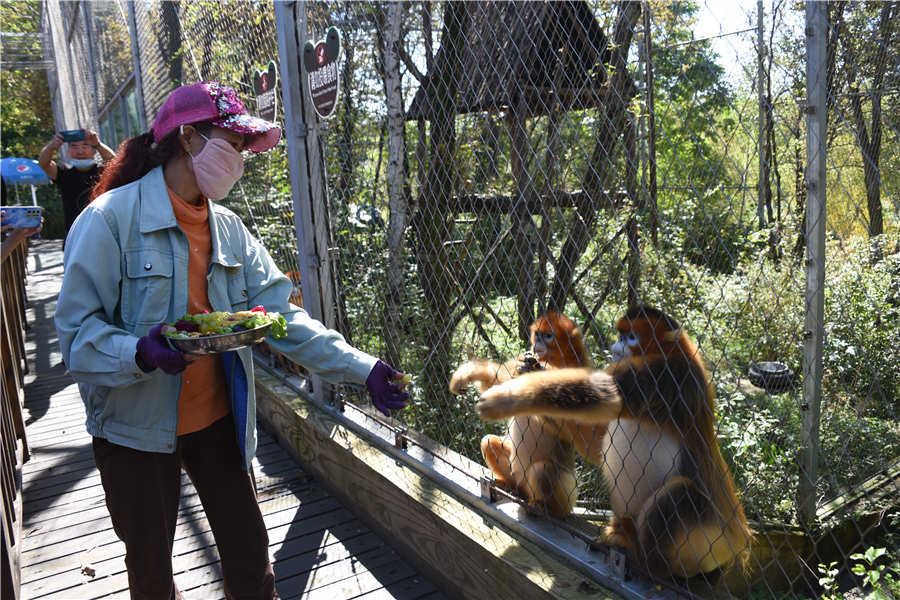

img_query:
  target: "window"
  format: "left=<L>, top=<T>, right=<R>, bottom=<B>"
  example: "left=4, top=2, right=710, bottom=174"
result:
left=126, top=88, right=141, bottom=136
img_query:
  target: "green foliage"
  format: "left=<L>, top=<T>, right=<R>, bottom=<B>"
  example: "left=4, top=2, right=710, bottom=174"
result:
left=0, top=1, right=55, bottom=156
left=658, top=188, right=758, bottom=274
left=646, top=1, right=735, bottom=203
left=717, top=385, right=802, bottom=522
left=406, top=296, right=520, bottom=456
left=822, top=236, right=900, bottom=419
left=850, top=546, right=900, bottom=600
left=817, top=560, right=842, bottom=600
left=0, top=67, right=55, bottom=159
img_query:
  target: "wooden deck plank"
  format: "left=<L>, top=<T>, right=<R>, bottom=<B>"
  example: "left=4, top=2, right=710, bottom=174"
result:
left=276, top=551, right=418, bottom=600
left=21, top=458, right=312, bottom=541
left=21, top=458, right=307, bottom=536
left=22, top=439, right=288, bottom=501
left=22, top=435, right=284, bottom=482
left=25, top=503, right=366, bottom=599
left=21, top=471, right=325, bottom=564
left=23, top=491, right=342, bottom=574
left=19, top=240, right=447, bottom=600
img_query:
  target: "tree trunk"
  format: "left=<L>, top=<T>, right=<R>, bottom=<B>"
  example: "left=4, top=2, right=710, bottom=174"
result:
left=549, top=1, right=641, bottom=311
left=825, top=2, right=845, bottom=149
left=840, top=1, right=894, bottom=239
left=764, top=5, right=780, bottom=263
left=338, top=47, right=356, bottom=202
left=643, top=2, right=658, bottom=246
left=383, top=1, right=408, bottom=366
left=624, top=114, right=641, bottom=308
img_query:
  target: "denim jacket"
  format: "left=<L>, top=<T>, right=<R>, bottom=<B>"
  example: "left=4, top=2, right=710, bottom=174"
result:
left=55, top=166, right=377, bottom=467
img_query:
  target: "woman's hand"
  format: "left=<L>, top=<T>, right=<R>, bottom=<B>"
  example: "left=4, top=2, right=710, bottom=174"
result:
left=365, top=360, right=409, bottom=416
left=136, top=324, right=195, bottom=374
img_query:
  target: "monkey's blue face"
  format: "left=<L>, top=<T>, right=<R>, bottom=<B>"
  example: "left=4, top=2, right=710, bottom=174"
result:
left=611, top=331, right=639, bottom=362
left=532, top=330, right=555, bottom=360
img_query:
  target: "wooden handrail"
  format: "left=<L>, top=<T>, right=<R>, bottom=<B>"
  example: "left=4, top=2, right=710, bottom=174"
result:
left=1, top=236, right=29, bottom=600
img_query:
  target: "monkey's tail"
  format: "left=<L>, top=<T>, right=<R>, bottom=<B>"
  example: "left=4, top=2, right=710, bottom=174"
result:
left=449, top=360, right=515, bottom=394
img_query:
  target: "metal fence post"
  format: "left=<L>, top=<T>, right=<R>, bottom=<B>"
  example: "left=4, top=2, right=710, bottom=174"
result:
left=274, top=0, right=329, bottom=404
left=126, top=0, right=147, bottom=132
left=798, top=0, right=827, bottom=525
left=756, top=0, right=768, bottom=229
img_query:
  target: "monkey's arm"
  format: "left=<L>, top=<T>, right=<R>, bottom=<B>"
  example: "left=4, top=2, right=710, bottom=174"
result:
left=476, top=368, right=622, bottom=423
left=449, top=359, right=517, bottom=394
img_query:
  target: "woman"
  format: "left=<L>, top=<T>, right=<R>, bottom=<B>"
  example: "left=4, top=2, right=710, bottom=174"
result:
left=55, top=81, right=408, bottom=600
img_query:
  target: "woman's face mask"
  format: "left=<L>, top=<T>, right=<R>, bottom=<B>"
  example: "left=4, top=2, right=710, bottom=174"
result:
left=189, top=131, right=244, bottom=200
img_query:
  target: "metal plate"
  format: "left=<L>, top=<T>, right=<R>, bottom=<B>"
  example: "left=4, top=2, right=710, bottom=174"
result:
left=165, top=323, right=271, bottom=355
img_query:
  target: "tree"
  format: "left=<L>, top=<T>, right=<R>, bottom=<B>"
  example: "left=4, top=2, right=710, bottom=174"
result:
left=831, top=1, right=899, bottom=239
left=376, top=1, right=411, bottom=366
left=0, top=1, right=55, bottom=159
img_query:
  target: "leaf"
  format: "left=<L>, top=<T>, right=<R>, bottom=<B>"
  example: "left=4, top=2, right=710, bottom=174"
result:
left=867, top=547, right=887, bottom=561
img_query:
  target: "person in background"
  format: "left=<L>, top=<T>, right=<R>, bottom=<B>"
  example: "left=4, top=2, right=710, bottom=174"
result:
left=1, top=209, right=43, bottom=262
left=54, top=81, right=409, bottom=600
left=38, top=128, right=116, bottom=241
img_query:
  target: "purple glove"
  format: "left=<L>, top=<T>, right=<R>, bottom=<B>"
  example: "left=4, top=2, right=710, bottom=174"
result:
left=365, top=360, right=409, bottom=416
left=136, top=324, right=190, bottom=375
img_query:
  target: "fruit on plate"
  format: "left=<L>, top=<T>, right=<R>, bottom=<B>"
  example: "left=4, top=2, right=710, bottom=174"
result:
left=163, top=305, right=287, bottom=339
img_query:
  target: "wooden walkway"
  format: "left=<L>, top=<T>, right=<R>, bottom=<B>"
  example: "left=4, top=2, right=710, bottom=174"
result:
left=18, top=239, right=446, bottom=600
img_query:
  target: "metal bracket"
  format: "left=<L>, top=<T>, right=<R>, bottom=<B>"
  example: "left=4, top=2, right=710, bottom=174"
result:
left=479, top=476, right=496, bottom=503
left=607, top=548, right=627, bottom=582
left=394, top=427, right=408, bottom=450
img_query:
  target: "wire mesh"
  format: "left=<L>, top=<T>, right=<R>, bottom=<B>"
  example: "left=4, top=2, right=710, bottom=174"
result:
left=131, top=0, right=302, bottom=277
left=44, top=0, right=900, bottom=597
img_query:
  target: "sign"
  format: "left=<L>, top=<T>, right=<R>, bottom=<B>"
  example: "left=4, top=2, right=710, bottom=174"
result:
left=253, top=60, right=278, bottom=122
left=302, top=27, right=341, bottom=119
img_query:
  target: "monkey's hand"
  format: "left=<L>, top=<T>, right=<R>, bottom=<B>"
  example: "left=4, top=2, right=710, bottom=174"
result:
left=476, top=369, right=621, bottom=423
left=516, top=352, right=544, bottom=375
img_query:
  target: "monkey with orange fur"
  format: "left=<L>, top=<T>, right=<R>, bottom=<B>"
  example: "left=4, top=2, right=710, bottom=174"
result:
left=476, top=306, right=752, bottom=578
left=450, top=313, right=591, bottom=517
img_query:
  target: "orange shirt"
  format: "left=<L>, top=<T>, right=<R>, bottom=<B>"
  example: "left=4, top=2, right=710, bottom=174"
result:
left=168, top=187, right=230, bottom=435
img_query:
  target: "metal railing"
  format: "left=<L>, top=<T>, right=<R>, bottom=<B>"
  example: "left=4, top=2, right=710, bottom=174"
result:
left=1, top=237, right=30, bottom=600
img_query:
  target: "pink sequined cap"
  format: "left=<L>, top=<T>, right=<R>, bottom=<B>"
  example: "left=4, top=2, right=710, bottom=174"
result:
left=151, top=81, right=281, bottom=153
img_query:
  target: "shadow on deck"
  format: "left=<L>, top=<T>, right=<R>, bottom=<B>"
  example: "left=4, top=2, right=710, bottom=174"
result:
left=18, top=239, right=446, bottom=600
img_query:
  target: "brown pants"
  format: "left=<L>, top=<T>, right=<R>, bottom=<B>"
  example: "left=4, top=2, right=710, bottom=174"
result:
left=92, top=414, right=276, bottom=600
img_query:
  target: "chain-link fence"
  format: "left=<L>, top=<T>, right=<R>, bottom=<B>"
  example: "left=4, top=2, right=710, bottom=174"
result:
left=43, top=1, right=899, bottom=598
